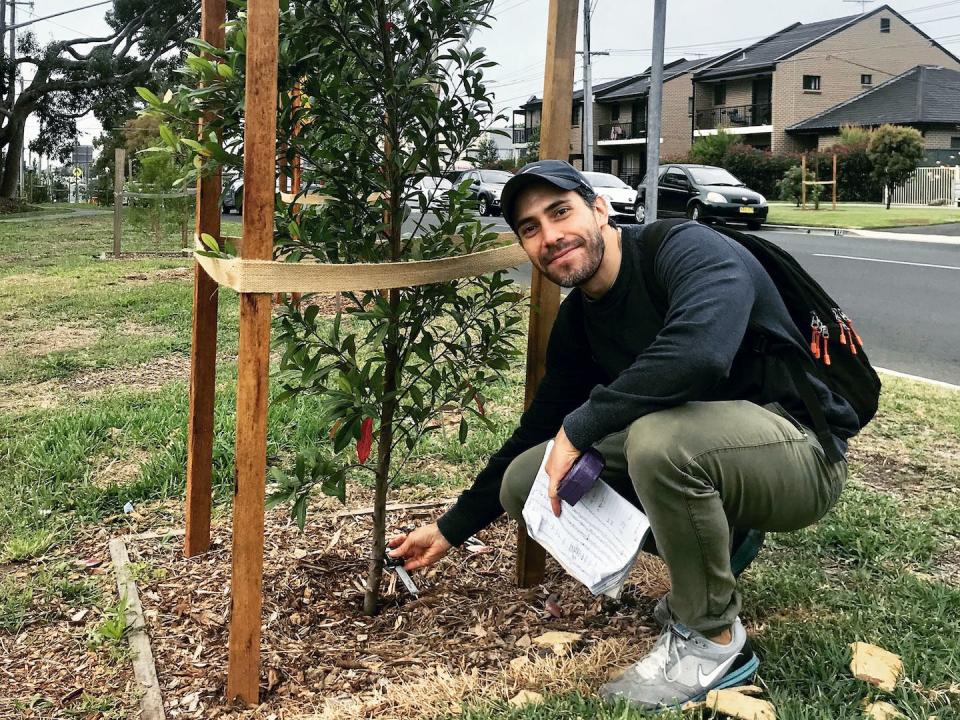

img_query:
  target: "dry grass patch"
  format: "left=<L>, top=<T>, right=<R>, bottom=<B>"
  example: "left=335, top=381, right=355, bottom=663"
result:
left=0, top=354, right=193, bottom=413
left=19, top=325, right=101, bottom=356
left=88, top=447, right=153, bottom=490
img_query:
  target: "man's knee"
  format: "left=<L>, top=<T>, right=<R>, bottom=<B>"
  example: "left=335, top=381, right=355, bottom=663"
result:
left=624, top=408, right=690, bottom=497
left=499, top=455, right=531, bottom=522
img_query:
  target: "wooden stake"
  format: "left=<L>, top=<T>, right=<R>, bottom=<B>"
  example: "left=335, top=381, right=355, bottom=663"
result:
left=516, top=0, right=578, bottom=589
left=226, top=0, right=279, bottom=705
left=801, top=153, right=807, bottom=210
left=184, top=0, right=226, bottom=559
left=113, top=148, right=125, bottom=257
left=832, top=152, right=838, bottom=210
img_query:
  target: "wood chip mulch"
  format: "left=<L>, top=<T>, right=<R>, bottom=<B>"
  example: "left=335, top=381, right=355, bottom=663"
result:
left=126, top=496, right=670, bottom=719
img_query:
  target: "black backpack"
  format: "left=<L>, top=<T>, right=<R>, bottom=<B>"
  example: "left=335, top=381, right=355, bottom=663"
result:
left=638, top=218, right=881, bottom=463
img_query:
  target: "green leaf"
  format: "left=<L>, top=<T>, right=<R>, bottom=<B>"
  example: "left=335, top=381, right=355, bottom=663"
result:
left=158, top=124, right=178, bottom=149
left=135, top=87, right=162, bottom=106
left=216, top=63, right=235, bottom=79
left=458, top=417, right=468, bottom=444
left=199, top=233, right=220, bottom=252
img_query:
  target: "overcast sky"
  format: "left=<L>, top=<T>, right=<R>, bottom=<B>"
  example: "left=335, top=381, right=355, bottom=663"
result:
left=17, top=0, right=960, bottom=161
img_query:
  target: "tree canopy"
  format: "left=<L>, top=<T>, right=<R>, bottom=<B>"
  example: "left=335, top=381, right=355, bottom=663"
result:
left=0, top=0, right=200, bottom=196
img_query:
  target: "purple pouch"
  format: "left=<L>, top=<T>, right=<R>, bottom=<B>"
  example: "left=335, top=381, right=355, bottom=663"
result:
left=556, top=447, right=605, bottom=506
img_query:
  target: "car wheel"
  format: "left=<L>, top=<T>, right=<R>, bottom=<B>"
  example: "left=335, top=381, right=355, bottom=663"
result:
left=478, top=196, right=490, bottom=216
left=746, top=221, right=762, bottom=231
left=688, top=202, right=703, bottom=222
left=634, top=203, right=646, bottom=224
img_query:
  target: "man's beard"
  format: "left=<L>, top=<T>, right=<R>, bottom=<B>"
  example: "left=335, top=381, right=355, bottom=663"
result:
left=540, top=223, right=604, bottom=288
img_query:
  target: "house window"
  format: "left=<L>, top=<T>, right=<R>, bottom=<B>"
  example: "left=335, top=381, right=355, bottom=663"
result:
left=880, top=17, right=890, bottom=33
left=713, top=82, right=726, bottom=106
left=861, top=74, right=872, bottom=85
left=610, top=103, right=620, bottom=122
left=571, top=103, right=580, bottom=127
left=951, top=137, right=960, bottom=149
left=803, top=74, right=821, bottom=91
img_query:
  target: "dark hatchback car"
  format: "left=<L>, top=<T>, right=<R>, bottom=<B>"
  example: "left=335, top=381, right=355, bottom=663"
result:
left=634, top=164, right=768, bottom=230
left=455, top=168, right=514, bottom=216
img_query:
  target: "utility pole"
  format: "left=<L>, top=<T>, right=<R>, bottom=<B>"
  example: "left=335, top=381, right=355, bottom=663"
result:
left=582, top=0, right=593, bottom=172
left=579, top=1, right=608, bottom=173
left=643, top=0, right=666, bottom=225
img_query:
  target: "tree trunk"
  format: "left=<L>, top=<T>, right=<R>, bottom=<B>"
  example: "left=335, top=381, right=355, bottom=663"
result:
left=0, top=110, right=28, bottom=198
left=885, top=184, right=893, bottom=209
left=363, top=288, right=400, bottom=616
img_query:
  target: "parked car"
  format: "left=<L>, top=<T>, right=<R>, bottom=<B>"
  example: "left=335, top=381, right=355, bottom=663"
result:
left=456, top=168, right=513, bottom=216
left=633, top=164, right=767, bottom=230
left=405, top=175, right=453, bottom=212
left=221, top=175, right=243, bottom=214
left=583, top=171, right=638, bottom=222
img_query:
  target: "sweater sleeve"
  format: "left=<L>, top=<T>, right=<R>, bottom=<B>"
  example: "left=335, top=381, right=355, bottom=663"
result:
left=437, top=298, right=601, bottom=546
left=562, top=224, right=757, bottom=451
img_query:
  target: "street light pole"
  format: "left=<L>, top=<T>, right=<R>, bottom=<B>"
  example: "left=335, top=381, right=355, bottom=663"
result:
left=643, top=0, right=666, bottom=225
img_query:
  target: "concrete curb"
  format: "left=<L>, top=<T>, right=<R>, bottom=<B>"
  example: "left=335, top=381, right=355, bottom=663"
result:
left=762, top=223, right=960, bottom=245
left=876, top=367, right=960, bottom=391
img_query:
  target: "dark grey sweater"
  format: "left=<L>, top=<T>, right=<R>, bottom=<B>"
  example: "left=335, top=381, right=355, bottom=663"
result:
left=437, top=221, right=859, bottom=546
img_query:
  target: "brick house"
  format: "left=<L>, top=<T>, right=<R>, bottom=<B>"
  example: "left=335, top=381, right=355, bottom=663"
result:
left=509, top=4, right=960, bottom=181
left=786, top=65, right=960, bottom=166
left=691, top=4, right=960, bottom=154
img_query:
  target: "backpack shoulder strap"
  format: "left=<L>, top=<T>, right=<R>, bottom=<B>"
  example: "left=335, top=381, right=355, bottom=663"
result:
left=638, top=218, right=691, bottom=317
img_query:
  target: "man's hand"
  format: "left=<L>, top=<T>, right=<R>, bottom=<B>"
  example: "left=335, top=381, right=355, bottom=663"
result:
left=387, top=522, right=452, bottom=572
left=545, top=427, right=582, bottom=517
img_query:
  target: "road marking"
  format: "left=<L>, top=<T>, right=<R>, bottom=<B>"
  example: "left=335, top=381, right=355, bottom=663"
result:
left=876, top=367, right=960, bottom=391
left=812, top=253, right=960, bottom=271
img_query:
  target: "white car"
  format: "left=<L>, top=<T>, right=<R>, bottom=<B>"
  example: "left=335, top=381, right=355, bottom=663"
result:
left=405, top=176, right=453, bottom=212
left=583, top=171, right=638, bottom=222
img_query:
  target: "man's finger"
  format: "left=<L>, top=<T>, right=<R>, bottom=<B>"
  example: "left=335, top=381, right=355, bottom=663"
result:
left=388, top=537, right=410, bottom=558
left=551, top=496, right=562, bottom=518
left=387, top=534, right=406, bottom=549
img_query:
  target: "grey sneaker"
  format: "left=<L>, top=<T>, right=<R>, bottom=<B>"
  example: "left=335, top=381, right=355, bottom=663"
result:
left=599, top=617, right=759, bottom=710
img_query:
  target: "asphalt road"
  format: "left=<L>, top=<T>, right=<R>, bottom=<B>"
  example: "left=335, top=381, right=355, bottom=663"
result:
left=225, top=208, right=960, bottom=385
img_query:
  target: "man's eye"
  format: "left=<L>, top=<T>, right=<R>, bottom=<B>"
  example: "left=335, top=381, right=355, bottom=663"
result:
left=521, top=225, right=537, bottom=236
left=555, top=207, right=569, bottom=217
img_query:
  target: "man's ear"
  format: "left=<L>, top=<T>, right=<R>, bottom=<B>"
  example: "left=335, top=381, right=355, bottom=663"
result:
left=592, top=193, right=610, bottom=228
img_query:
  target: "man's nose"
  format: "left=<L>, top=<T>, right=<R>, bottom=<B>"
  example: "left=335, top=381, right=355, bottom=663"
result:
left=540, top=219, right=565, bottom=248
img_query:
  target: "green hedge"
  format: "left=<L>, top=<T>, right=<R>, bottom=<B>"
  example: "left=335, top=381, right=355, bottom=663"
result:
left=682, top=135, right=884, bottom=202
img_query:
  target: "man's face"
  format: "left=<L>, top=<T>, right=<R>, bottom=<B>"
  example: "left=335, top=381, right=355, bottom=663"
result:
left=513, top=184, right=606, bottom=288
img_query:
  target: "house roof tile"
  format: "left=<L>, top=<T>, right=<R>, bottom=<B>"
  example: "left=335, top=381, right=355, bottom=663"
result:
left=787, top=65, right=960, bottom=131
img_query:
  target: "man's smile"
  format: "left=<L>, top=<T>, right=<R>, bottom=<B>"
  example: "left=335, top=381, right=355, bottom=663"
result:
left=547, top=244, right=580, bottom=265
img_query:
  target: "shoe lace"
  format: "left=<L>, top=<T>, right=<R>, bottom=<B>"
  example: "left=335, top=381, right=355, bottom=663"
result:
left=631, top=627, right=686, bottom=683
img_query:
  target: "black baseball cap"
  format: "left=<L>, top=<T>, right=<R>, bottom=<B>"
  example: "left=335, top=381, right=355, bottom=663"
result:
left=500, top=159, right=593, bottom=231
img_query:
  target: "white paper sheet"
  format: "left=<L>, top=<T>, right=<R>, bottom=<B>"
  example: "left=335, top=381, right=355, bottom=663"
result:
left=521, top=441, right=650, bottom=597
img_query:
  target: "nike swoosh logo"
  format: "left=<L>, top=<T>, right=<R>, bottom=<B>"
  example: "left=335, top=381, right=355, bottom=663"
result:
left=697, top=653, right=739, bottom=688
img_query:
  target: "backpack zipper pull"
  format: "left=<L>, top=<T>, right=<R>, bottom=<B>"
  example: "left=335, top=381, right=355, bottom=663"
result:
left=840, top=310, right=864, bottom=348
left=819, top=320, right=831, bottom=366
left=832, top=308, right=847, bottom=346
left=810, top=313, right=821, bottom=359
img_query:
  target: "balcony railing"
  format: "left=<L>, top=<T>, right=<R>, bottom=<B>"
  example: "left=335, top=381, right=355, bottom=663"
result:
left=598, top=121, right=647, bottom=142
left=512, top=126, right=533, bottom=144
left=695, top=102, right=772, bottom=131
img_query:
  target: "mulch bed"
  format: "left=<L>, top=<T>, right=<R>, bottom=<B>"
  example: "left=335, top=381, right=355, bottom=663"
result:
left=123, top=494, right=670, bottom=719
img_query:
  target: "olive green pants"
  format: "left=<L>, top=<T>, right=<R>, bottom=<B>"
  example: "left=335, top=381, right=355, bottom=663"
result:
left=499, top=401, right=847, bottom=635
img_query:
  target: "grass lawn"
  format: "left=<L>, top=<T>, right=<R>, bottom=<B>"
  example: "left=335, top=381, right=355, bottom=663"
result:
left=766, top=202, right=960, bottom=229
left=1, top=214, right=959, bottom=719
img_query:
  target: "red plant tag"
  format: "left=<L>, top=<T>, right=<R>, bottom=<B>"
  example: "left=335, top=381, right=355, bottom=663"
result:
left=474, top=393, right=485, bottom=417
left=357, top=417, right=374, bottom=463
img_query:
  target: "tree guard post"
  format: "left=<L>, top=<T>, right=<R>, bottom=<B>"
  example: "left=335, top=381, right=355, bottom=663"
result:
left=516, top=0, right=578, bottom=588
left=225, top=0, right=279, bottom=704
left=184, top=0, right=226, bottom=559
